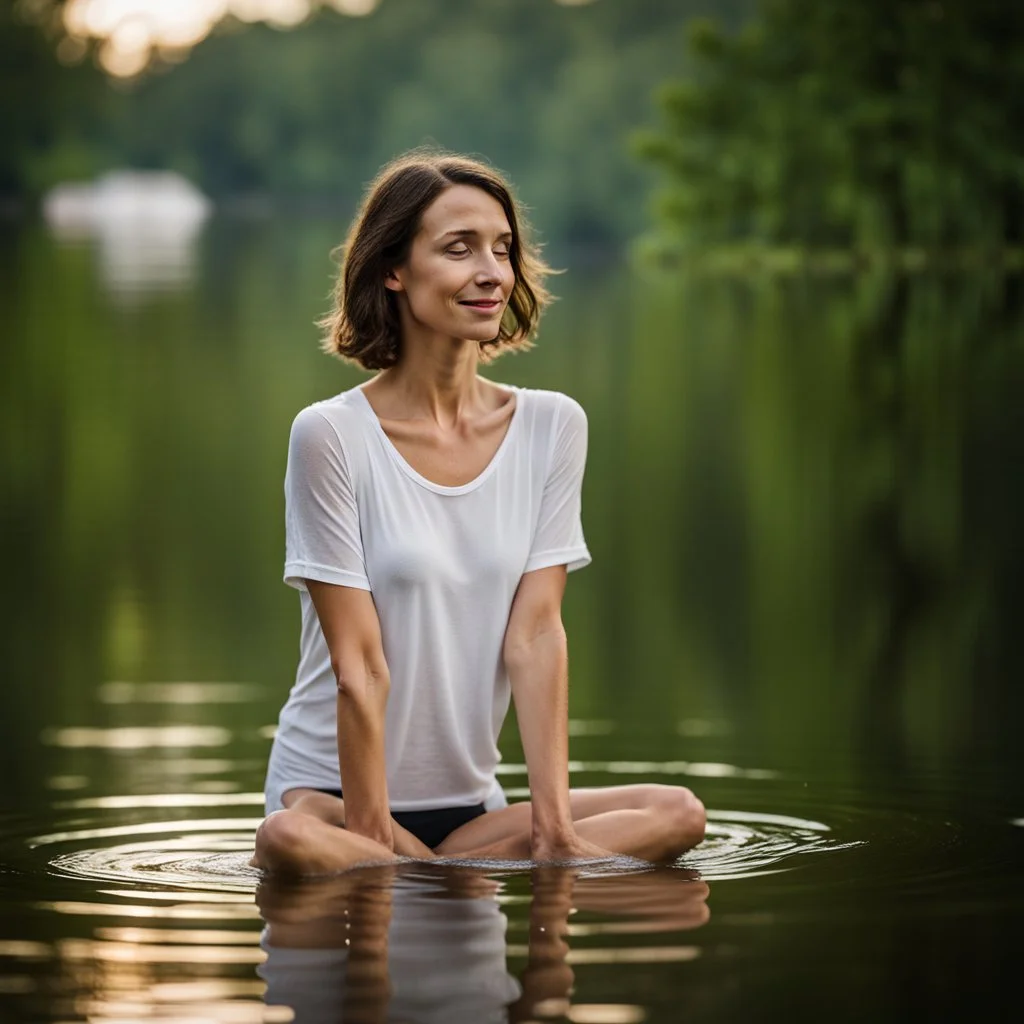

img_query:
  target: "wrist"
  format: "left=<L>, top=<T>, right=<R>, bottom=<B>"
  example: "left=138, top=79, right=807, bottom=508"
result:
left=531, top=814, right=575, bottom=845
left=530, top=791, right=573, bottom=828
left=347, top=814, right=393, bottom=849
left=391, top=819, right=435, bottom=859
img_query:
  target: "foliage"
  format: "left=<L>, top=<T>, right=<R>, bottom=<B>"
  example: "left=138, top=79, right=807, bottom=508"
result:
left=0, top=0, right=106, bottom=200
left=636, top=0, right=1024, bottom=252
left=2, top=0, right=752, bottom=250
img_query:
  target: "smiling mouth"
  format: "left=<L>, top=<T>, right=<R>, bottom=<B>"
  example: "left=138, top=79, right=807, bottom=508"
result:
left=459, top=299, right=502, bottom=311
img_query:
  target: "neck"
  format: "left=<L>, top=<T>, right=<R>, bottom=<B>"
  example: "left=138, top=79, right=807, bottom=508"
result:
left=373, top=330, right=487, bottom=426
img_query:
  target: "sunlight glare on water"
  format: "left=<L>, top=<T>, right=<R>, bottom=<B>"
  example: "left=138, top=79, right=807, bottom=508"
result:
left=41, top=726, right=232, bottom=749
left=5, top=213, right=1022, bottom=1022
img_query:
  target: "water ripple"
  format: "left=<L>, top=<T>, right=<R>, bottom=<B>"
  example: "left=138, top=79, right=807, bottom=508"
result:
left=683, top=809, right=863, bottom=879
left=32, top=818, right=262, bottom=894
left=27, top=804, right=861, bottom=894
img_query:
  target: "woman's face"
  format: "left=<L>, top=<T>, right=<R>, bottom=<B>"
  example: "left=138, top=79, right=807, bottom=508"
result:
left=385, top=184, right=515, bottom=344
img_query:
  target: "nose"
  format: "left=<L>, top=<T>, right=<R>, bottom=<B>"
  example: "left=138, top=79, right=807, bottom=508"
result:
left=474, top=250, right=504, bottom=285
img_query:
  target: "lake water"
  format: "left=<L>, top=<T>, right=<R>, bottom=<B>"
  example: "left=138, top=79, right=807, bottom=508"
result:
left=1, top=216, right=1022, bottom=1023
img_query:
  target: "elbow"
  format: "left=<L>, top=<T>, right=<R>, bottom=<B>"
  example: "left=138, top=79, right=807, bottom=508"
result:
left=333, top=657, right=390, bottom=707
left=503, top=620, right=567, bottom=675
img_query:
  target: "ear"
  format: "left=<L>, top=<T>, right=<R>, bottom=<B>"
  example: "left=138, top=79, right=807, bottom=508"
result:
left=383, top=268, right=404, bottom=293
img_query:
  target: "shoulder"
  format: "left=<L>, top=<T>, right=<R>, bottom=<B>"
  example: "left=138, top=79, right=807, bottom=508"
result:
left=516, top=387, right=587, bottom=433
left=288, top=388, right=368, bottom=453
left=513, top=389, right=588, bottom=475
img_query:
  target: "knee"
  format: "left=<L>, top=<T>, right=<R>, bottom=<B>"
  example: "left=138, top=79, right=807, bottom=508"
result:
left=648, top=785, right=706, bottom=854
left=254, top=809, right=312, bottom=874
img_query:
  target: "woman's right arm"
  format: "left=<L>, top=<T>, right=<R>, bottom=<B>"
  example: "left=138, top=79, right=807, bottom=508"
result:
left=307, top=580, right=393, bottom=850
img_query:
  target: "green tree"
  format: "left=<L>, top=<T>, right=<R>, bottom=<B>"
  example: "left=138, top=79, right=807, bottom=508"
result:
left=637, top=0, right=1024, bottom=254
left=3, top=0, right=753, bottom=250
left=0, top=1, right=105, bottom=199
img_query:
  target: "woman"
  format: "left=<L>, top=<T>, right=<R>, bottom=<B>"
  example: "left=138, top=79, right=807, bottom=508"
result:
left=253, top=151, right=706, bottom=875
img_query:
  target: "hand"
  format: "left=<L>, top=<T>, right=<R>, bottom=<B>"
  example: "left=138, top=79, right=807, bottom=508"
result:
left=345, top=816, right=395, bottom=853
left=390, top=818, right=436, bottom=859
left=531, top=830, right=617, bottom=865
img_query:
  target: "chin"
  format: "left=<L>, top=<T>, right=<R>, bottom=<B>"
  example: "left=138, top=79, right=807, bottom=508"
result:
left=455, top=324, right=502, bottom=344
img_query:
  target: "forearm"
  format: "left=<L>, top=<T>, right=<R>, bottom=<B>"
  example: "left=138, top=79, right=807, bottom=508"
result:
left=508, top=625, right=574, bottom=842
left=336, top=662, right=392, bottom=847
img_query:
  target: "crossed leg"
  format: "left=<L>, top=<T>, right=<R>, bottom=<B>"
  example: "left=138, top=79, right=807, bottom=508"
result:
left=252, top=784, right=706, bottom=876
left=436, top=784, right=706, bottom=863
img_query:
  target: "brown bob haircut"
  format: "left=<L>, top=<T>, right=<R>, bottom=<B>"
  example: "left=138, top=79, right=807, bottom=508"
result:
left=318, top=150, right=554, bottom=370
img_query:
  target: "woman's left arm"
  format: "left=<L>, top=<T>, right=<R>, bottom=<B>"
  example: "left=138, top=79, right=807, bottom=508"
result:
left=504, top=565, right=612, bottom=862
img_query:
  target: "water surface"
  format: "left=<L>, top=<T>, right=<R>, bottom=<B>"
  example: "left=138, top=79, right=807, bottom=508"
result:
left=1, top=217, right=1022, bottom=1022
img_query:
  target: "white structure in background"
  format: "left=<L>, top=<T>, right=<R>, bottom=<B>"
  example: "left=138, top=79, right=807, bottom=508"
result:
left=43, top=170, right=212, bottom=300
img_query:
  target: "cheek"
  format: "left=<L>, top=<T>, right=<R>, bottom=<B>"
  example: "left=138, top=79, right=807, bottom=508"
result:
left=405, top=265, right=460, bottom=304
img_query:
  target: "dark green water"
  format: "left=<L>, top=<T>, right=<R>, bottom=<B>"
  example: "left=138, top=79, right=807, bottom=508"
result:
left=1, top=217, right=1022, bottom=1023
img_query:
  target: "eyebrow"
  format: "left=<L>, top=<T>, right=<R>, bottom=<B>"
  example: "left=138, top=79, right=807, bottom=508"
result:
left=440, top=228, right=513, bottom=241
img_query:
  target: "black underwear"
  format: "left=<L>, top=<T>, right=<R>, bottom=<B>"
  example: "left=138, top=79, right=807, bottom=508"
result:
left=315, top=789, right=486, bottom=851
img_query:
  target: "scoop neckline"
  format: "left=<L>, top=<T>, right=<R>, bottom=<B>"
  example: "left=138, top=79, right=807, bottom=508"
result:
left=352, top=383, right=522, bottom=495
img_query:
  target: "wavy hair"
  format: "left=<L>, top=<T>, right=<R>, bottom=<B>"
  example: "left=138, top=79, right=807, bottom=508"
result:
left=318, top=150, right=554, bottom=370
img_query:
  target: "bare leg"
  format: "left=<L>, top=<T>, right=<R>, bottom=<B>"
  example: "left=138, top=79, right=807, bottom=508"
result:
left=435, top=784, right=706, bottom=863
left=253, top=810, right=397, bottom=876
left=253, top=784, right=705, bottom=872
left=252, top=789, right=398, bottom=876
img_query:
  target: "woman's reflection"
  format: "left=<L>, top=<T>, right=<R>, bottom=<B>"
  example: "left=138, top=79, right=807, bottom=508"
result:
left=256, top=863, right=710, bottom=1024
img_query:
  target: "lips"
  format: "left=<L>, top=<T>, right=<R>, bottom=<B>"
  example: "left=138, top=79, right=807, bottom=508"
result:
left=459, top=299, right=502, bottom=310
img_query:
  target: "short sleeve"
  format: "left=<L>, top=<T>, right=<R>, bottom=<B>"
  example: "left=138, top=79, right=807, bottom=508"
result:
left=524, top=396, right=592, bottom=574
left=283, top=407, right=371, bottom=592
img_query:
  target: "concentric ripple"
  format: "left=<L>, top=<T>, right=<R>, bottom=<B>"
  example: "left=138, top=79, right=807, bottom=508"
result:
left=440, top=810, right=860, bottom=880
left=37, top=811, right=860, bottom=890
left=26, top=792, right=864, bottom=893
left=31, top=816, right=263, bottom=894
left=682, top=809, right=864, bottom=880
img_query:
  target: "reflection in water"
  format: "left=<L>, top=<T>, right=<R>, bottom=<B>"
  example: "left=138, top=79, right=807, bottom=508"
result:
left=9, top=897, right=266, bottom=1021
left=47, top=774, right=90, bottom=791
left=257, top=864, right=709, bottom=1024
left=40, top=726, right=232, bottom=749
left=95, top=927, right=262, bottom=944
left=259, top=867, right=515, bottom=1024
left=31, top=818, right=262, bottom=848
left=496, top=759, right=778, bottom=780
left=40, top=900, right=261, bottom=920
left=97, top=681, right=257, bottom=704
left=57, top=792, right=266, bottom=809
left=42, top=170, right=210, bottom=300
left=4, top=217, right=1023, bottom=1021
left=0, top=942, right=50, bottom=959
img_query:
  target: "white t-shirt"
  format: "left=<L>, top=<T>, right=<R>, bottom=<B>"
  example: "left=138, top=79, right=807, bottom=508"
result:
left=263, top=383, right=591, bottom=814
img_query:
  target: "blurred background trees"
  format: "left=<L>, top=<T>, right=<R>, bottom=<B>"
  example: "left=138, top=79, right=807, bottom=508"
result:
left=4, top=0, right=752, bottom=253
left=637, top=0, right=1024, bottom=256
left=0, top=0, right=103, bottom=202
left=9, top=0, right=1023, bottom=257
